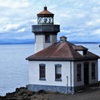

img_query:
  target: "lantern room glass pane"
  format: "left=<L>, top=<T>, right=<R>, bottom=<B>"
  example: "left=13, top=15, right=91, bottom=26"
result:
left=38, top=17, right=53, bottom=24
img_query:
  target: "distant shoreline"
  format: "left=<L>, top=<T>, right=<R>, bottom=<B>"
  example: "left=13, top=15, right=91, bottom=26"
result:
left=0, top=42, right=100, bottom=45
left=0, top=39, right=100, bottom=45
left=0, top=42, right=34, bottom=45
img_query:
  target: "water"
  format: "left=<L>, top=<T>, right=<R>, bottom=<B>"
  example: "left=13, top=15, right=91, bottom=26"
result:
left=0, top=44, right=34, bottom=96
left=0, top=44, right=100, bottom=96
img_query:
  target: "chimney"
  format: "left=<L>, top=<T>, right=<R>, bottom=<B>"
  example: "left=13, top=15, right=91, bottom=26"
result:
left=44, top=6, right=47, bottom=10
left=60, top=36, right=67, bottom=42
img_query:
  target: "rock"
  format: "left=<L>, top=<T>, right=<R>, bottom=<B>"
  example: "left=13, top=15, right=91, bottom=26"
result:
left=37, top=90, right=47, bottom=94
left=76, top=90, right=84, bottom=93
left=16, top=88, right=20, bottom=92
left=0, top=87, right=34, bottom=100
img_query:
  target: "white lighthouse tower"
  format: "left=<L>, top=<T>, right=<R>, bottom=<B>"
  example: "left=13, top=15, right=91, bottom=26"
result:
left=32, top=6, right=60, bottom=53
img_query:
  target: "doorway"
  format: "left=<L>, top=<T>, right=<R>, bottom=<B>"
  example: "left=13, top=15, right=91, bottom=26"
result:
left=84, top=62, right=89, bottom=85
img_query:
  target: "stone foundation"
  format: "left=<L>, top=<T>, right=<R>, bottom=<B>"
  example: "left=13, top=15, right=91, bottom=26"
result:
left=27, top=84, right=74, bottom=94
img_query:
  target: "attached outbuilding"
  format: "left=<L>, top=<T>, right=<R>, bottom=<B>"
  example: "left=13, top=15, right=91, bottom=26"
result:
left=26, top=36, right=99, bottom=94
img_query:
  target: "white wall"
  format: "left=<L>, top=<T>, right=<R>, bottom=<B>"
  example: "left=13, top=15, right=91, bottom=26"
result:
left=74, top=60, right=98, bottom=87
left=44, top=35, right=57, bottom=49
left=51, top=35, right=57, bottom=44
left=28, top=60, right=98, bottom=88
left=89, top=60, right=98, bottom=84
left=74, top=62, right=84, bottom=87
left=35, top=35, right=57, bottom=53
left=35, top=35, right=44, bottom=53
left=28, top=61, right=74, bottom=87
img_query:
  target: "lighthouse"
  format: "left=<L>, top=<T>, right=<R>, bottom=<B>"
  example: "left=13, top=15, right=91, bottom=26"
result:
left=26, top=7, right=99, bottom=94
left=32, top=6, right=60, bottom=53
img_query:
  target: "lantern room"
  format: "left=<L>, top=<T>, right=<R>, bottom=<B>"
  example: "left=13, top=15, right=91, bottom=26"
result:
left=37, top=6, right=54, bottom=25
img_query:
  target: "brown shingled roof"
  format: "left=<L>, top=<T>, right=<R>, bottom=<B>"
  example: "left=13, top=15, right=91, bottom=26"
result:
left=72, top=45, right=88, bottom=50
left=26, top=41, right=99, bottom=61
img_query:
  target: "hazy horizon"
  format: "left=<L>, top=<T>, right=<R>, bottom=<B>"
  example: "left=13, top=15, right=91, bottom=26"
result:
left=0, top=38, right=100, bottom=44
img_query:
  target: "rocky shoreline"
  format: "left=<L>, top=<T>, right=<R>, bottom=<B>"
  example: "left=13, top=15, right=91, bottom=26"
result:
left=0, top=83, right=100, bottom=100
left=0, top=87, right=33, bottom=100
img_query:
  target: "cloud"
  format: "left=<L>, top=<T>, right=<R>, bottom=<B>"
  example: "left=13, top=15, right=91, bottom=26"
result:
left=0, top=0, right=100, bottom=42
left=0, top=0, right=30, bottom=8
left=0, top=23, right=22, bottom=33
left=86, top=19, right=100, bottom=27
left=93, top=29, right=100, bottom=36
left=17, top=28, right=26, bottom=33
left=5, top=24, right=20, bottom=31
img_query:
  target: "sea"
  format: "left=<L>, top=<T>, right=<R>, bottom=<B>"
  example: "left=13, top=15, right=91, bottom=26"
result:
left=0, top=43, right=100, bottom=96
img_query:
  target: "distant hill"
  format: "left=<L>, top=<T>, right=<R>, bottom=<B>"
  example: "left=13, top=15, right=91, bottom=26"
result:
left=72, top=41, right=100, bottom=44
left=0, top=39, right=34, bottom=44
left=0, top=39, right=100, bottom=44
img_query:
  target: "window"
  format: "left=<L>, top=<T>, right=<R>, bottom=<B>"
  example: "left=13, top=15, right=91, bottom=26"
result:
left=55, top=64, right=62, bottom=81
left=39, top=64, right=46, bottom=80
left=45, top=35, right=50, bottom=43
left=83, top=50, right=87, bottom=55
left=77, top=64, right=81, bottom=82
left=91, top=63, right=95, bottom=79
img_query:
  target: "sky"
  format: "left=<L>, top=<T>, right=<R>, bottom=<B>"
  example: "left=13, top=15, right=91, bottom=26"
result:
left=0, top=0, right=100, bottom=42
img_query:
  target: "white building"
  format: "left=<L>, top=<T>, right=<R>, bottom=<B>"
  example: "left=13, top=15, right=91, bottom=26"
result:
left=26, top=7, right=100, bottom=94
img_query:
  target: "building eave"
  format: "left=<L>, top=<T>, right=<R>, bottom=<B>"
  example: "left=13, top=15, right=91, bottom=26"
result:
left=26, top=57, right=99, bottom=61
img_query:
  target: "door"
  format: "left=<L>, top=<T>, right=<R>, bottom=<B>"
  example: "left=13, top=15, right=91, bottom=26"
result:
left=84, top=62, right=89, bottom=85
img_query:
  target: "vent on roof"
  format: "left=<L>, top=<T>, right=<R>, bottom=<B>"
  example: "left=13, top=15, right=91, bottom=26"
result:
left=60, top=36, right=67, bottom=42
